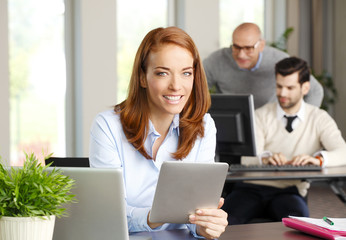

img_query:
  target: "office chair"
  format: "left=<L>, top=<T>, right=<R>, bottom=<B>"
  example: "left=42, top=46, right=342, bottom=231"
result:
left=45, top=157, right=90, bottom=167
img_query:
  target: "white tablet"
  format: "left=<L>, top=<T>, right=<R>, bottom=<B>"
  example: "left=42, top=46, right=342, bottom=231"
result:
left=149, top=161, right=229, bottom=224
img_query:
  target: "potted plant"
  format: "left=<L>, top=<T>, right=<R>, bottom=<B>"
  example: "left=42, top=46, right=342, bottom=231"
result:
left=0, top=152, right=76, bottom=240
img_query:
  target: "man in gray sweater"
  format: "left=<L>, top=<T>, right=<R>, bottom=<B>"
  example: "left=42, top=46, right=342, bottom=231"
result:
left=203, top=22, right=323, bottom=109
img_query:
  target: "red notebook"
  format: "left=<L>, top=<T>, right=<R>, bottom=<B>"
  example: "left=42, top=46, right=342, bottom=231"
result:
left=282, top=217, right=346, bottom=240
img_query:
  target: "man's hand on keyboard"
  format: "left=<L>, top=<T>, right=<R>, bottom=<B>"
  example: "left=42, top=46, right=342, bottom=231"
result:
left=262, top=152, right=289, bottom=166
left=287, top=154, right=320, bottom=166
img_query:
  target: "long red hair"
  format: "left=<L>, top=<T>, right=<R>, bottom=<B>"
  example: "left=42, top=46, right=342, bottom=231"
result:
left=115, top=27, right=211, bottom=160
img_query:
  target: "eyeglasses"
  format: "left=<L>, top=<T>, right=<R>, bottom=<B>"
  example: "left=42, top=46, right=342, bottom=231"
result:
left=231, top=40, right=261, bottom=54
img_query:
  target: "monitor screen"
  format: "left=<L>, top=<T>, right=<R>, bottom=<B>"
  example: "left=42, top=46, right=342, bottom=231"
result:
left=208, top=94, right=257, bottom=164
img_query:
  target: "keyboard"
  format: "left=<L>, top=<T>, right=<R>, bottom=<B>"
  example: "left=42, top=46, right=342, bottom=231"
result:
left=229, top=164, right=322, bottom=172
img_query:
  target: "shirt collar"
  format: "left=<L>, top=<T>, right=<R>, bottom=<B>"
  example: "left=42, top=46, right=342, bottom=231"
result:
left=250, top=52, right=263, bottom=71
left=148, top=114, right=180, bottom=136
left=276, top=100, right=306, bottom=121
left=236, top=52, right=263, bottom=72
left=171, top=114, right=180, bottom=136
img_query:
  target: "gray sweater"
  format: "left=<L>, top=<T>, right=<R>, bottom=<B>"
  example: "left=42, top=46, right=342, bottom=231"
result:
left=203, top=46, right=324, bottom=109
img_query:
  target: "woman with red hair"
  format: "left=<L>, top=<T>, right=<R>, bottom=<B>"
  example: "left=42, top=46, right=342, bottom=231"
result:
left=90, top=27, right=227, bottom=239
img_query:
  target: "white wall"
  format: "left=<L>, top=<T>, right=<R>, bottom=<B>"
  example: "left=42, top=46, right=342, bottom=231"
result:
left=0, top=0, right=10, bottom=163
left=264, top=0, right=287, bottom=43
left=175, top=0, right=219, bottom=60
left=66, top=0, right=117, bottom=157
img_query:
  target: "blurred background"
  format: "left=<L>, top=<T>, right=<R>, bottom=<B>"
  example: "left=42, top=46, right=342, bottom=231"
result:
left=0, top=0, right=345, bottom=165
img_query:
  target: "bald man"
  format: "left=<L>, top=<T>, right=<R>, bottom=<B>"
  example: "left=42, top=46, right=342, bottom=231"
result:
left=203, top=22, right=323, bottom=109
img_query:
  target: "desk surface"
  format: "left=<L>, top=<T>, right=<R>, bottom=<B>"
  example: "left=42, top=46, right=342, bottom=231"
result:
left=130, top=222, right=321, bottom=240
left=130, top=228, right=195, bottom=240
left=219, top=222, right=320, bottom=240
left=226, top=165, right=346, bottom=181
left=130, top=167, right=346, bottom=240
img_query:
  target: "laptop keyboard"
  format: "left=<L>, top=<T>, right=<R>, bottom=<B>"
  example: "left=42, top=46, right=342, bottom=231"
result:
left=229, top=164, right=322, bottom=172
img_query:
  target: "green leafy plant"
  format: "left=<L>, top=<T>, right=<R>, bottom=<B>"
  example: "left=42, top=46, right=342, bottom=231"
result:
left=311, top=69, right=338, bottom=111
left=269, top=27, right=294, bottom=52
left=0, top=153, right=76, bottom=218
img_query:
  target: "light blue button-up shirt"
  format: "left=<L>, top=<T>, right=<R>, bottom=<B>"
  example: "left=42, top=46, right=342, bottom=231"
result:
left=89, top=110, right=217, bottom=236
left=238, top=52, right=263, bottom=72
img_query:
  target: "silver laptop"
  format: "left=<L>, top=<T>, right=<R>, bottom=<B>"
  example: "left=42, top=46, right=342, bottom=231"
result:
left=47, top=167, right=151, bottom=240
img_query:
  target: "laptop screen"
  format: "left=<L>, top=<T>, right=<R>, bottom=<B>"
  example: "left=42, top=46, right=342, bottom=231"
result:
left=47, top=167, right=130, bottom=240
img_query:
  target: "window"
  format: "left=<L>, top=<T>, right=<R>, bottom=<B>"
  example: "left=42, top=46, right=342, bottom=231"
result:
left=219, top=0, right=264, bottom=48
left=116, top=0, right=168, bottom=102
left=9, top=0, right=66, bottom=165
left=5, top=0, right=267, bottom=164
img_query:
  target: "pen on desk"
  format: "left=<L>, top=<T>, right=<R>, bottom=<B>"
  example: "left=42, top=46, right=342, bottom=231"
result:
left=323, top=216, right=334, bottom=225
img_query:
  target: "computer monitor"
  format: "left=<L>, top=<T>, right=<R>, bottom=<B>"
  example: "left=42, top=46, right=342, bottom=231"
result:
left=208, top=94, right=257, bottom=164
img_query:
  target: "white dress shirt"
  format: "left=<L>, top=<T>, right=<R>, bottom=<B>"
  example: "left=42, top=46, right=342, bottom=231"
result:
left=89, top=110, right=216, bottom=236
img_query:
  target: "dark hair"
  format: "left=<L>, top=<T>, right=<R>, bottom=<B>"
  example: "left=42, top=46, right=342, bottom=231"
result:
left=114, top=27, right=210, bottom=160
left=275, top=57, right=310, bottom=85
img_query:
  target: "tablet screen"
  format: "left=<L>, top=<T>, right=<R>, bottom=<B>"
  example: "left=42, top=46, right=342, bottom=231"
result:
left=149, top=161, right=229, bottom=224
